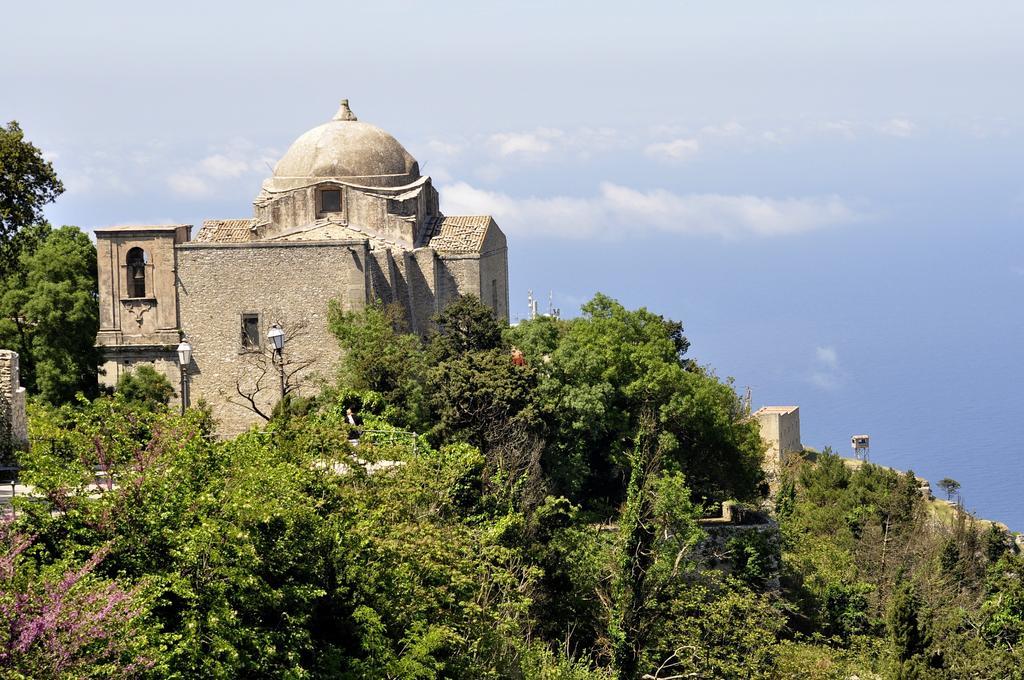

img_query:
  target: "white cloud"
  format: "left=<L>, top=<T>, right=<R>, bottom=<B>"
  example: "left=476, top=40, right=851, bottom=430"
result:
left=818, top=120, right=857, bottom=139
left=571, top=127, right=630, bottom=154
left=440, top=181, right=857, bottom=240
left=644, top=138, right=700, bottom=161
left=166, top=140, right=278, bottom=198
left=473, top=164, right=504, bottom=183
left=879, top=118, right=916, bottom=138
left=478, top=127, right=627, bottom=161
left=167, top=172, right=212, bottom=198
left=428, top=164, right=454, bottom=184
left=426, top=139, right=463, bottom=156
left=814, top=117, right=916, bottom=140
left=198, top=154, right=251, bottom=179
left=64, top=166, right=131, bottom=196
left=487, top=129, right=563, bottom=157
left=700, top=121, right=746, bottom=137
left=815, top=346, right=839, bottom=369
left=809, top=345, right=845, bottom=390
left=809, top=372, right=840, bottom=390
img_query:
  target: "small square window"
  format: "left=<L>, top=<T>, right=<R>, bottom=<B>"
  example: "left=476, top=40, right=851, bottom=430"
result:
left=321, top=189, right=341, bottom=213
left=241, top=313, right=260, bottom=350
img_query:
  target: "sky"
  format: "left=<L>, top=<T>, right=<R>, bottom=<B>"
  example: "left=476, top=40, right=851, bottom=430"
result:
left=3, top=1, right=1024, bottom=527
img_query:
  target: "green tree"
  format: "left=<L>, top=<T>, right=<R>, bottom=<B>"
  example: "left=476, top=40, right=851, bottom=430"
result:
left=0, top=225, right=99, bottom=402
left=937, top=477, right=960, bottom=501
left=982, top=523, right=1010, bottom=563
left=503, top=313, right=562, bottom=360
left=426, top=298, right=544, bottom=509
left=887, top=579, right=930, bottom=677
left=115, top=364, right=175, bottom=409
left=511, top=293, right=762, bottom=509
left=610, top=411, right=702, bottom=679
left=328, top=300, right=428, bottom=429
left=0, top=121, right=64, bottom=278
left=428, top=295, right=504, bottom=362
left=979, top=554, right=1024, bottom=655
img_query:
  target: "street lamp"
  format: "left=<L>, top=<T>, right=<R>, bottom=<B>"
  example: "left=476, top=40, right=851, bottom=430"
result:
left=267, top=324, right=286, bottom=400
left=176, top=338, right=192, bottom=416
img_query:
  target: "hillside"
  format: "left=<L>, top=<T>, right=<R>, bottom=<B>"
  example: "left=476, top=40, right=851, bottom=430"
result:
left=1, top=297, right=1021, bottom=679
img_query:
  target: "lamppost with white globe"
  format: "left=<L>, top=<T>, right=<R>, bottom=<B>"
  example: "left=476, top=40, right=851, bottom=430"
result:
left=267, top=324, right=286, bottom=400
left=176, top=338, right=192, bottom=416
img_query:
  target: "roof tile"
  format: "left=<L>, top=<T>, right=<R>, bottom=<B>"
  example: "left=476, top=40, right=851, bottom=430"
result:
left=193, top=219, right=256, bottom=243
left=428, top=215, right=492, bottom=253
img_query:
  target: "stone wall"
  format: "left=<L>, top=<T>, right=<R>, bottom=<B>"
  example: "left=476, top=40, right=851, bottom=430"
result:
left=439, top=254, right=479, bottom=310
left=478, top=227, right=509, bottom=321
left=407, top=249, right=439, bottom=337
left=697, top=521, right=781, bottom=591
left=255, top=181, right=439, bottom=248
left=0, top=351, right=28, bottom=452
left=176, top=241, right=368, bottom=436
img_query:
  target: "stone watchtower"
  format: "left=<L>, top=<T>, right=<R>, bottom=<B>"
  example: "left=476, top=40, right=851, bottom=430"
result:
left=94, top=224, right=191, bottom=392
left=753, top=406, right=802, bottom=493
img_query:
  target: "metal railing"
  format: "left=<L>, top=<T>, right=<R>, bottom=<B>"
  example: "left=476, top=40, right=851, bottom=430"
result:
left=354, top=428, right=418, bottom=457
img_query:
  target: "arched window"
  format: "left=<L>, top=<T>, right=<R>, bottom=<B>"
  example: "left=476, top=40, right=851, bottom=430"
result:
left=126, top=247, right=147, bottom=298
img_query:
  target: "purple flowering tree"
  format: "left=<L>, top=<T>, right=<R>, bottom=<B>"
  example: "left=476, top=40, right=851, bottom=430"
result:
left=0, top=516, right=153, bottom=677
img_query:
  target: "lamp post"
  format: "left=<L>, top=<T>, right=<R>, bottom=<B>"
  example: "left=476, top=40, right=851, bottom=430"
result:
left=176, top=338, right=192, bottom=416
left=267, top=324, right=286, bottom=400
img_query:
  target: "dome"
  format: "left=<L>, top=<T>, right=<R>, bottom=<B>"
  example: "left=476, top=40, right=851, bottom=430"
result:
left=271, top=100, right=419, bottom=187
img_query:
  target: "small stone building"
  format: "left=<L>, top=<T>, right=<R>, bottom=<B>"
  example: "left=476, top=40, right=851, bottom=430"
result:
left=753, top=405, right=802, bottom=492
left=95, top=101, right=509, bottom=434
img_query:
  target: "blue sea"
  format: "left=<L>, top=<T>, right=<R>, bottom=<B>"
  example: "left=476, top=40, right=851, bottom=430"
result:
left=509, top=133, right=1024, bottom=532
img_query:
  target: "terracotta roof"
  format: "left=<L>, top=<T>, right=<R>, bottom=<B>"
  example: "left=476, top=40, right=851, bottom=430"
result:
left=428, top=215, right=492, bottom=253
left=193, top=219, right=256, bottom=243
left=94, top=224, right=190, bottom=233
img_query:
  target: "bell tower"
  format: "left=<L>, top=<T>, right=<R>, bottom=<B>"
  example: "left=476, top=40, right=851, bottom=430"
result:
left=94, top=224, right=190, bottom=390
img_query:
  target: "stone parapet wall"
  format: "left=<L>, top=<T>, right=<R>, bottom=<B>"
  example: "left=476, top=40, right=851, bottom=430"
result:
left=0, top=351, right=28, bottom=451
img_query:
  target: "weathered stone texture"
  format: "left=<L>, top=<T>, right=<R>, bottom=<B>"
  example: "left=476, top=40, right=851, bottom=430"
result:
left=177, top=242, right=367, bottom=435
left=753, top=406, right=802, bottom=493
left=478, top=225, right=509, bottom=320
left=408, top=249, right=439, bottom=336
left=0, top=351, right=28, bottom=449
left=94, top=101, right=510, bottom=436
left=95, top=225, right=189, bottom=350
left=94, top=225, right=190, bottom=392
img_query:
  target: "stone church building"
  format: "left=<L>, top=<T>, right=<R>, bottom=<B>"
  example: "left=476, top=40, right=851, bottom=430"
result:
left=94, top=101, right=509, bottom=434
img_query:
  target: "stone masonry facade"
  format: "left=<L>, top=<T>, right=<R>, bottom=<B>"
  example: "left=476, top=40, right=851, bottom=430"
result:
left=753, top=406, right=802, bottom=494
left=94, top=101, right=509, bottom=435
left=0, top=351, right=28, bottom=453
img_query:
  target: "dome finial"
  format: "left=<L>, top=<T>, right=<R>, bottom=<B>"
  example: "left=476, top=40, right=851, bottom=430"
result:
left=333, top=99, right=358, bottom=122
